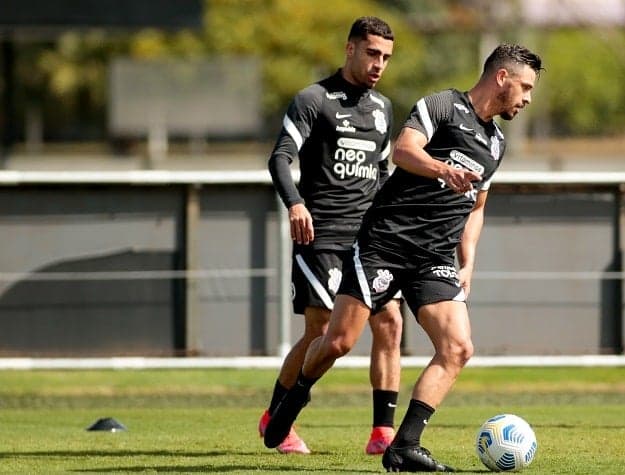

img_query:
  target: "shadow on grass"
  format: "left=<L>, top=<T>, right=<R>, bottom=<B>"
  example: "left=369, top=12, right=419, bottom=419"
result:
left=3, top=449, right=377, bottom=473
left=1, top=449, right=491, bottom=473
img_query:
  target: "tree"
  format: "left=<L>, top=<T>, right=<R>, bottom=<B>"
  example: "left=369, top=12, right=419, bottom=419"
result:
left=9, top=0, right=625, bottom=143
left=531, top=28, right=625, bottom=136
left=204, top=0, right=425, bottom=135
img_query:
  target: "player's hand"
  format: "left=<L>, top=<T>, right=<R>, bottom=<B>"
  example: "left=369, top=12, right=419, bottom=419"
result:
left=442, top=167, right=482, bottom=194
left=458, top=267, right=472, bottom=298
left=289, top=203, right=314, bottom=245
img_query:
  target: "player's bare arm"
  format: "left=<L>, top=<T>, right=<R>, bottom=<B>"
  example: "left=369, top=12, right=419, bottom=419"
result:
left=392, top=127, right=482, bottom=193
left=456, top=190, right=488, bottom=297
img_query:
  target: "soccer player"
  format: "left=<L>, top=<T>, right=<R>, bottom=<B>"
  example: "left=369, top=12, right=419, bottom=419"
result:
left=258, top=16, right=403, bottom=455
left=264, top=43, right=543, bottom=471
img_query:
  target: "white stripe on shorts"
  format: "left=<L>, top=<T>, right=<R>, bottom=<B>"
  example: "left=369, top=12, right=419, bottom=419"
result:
left=295, top=254, right=334, bottom=310
left=352, top=242, right=372, bottom=308
left=453, top=288, right=466, bottom=301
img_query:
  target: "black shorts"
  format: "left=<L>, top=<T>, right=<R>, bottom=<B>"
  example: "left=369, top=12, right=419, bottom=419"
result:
left=291, top=245, right=348, bottom=315
left=338, top=242, right=466, bottom=316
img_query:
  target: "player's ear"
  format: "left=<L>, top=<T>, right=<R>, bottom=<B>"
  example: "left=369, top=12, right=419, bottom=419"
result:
left=495, top=68, right=508, bottom=86
left=345, top=40, right=355, bottom=58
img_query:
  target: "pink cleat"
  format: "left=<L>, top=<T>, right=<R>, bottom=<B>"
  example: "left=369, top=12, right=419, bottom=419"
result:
left=365, top=426, right=395, bottom=455
left=258, top=410, right=311, bottom=454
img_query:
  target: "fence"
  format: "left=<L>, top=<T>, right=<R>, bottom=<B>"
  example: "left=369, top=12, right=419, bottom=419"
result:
left=0, top=170, right=623, bottom=359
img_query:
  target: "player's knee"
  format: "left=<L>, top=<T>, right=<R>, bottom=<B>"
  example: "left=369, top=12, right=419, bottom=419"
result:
left=371, top=308, right=403, bottom=344
left=324, top=337, right=353, bottom=359
left=388, top=313, right=403, bottom=341
left=442, top=338, right=473, bottom=369
left=453, top=338, right=474, bottom=367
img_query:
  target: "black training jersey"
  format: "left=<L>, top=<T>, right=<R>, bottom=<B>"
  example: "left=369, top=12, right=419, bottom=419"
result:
left=269, top=70, right=393, bottom=250
left=359, top=88, right=506, bottom=260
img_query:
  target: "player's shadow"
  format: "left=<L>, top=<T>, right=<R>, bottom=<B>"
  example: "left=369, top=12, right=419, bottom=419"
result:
left=3, top=449, right=381, bottom=473
left=3, top=449, right=492, bottom=473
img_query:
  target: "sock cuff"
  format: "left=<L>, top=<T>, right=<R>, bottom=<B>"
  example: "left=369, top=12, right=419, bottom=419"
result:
left=297, top=369, right=319, bottom=388
left=373, top=389, right=399, bottom=399
left=411, top=399, right=435, bottom=414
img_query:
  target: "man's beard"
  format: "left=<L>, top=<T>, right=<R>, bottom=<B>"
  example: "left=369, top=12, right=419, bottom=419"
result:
left=497, top=89, right=516, bottom=121
left=500, top=110, right=514, bottom=121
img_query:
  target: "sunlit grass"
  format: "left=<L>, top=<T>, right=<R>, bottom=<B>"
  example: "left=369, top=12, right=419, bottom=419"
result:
left=0, top=367, right=623, bottom=473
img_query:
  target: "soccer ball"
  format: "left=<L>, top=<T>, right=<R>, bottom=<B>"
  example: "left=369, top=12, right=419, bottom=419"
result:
left=476, top=414, right=537, bottom=471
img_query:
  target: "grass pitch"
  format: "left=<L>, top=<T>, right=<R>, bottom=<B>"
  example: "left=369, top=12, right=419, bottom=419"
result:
left=0, top=366, right=623, bottom=473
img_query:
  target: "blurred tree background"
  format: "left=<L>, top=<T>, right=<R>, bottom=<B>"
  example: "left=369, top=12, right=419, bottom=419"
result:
left=3, top=0, right=625, bottom=146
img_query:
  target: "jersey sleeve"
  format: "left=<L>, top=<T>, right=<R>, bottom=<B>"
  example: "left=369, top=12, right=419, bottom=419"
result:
left=378, top=100, right=393, bottom=188
left=403, top=90, right=454, bottom=141
left=267, top=85, right=323, bottom=208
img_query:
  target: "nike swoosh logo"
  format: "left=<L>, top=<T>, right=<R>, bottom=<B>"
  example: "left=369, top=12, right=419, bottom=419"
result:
left=336, top=113, right=352, bottom=119
left=387, top=402, right=397, bottom=408
left=459, top=124, right=474, bottom=132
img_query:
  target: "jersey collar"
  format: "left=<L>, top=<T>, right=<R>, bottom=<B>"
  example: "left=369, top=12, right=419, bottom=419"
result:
left=334, top=69, right=370, bottom=97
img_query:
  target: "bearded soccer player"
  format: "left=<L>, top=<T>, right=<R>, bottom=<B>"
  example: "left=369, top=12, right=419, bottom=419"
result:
left=259, top=16, right=403, bottom=455
left=265, top=43, right=543, bottom=472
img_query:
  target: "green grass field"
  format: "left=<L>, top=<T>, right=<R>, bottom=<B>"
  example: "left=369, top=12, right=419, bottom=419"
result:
left=0, top=366, right=624, bottom=473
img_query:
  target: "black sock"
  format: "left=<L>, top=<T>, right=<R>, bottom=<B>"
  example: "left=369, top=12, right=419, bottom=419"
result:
left=392, top=399, right=435, bottom=447
left=372, top=389, right=398, bottom=427
left=268, top=380, right=289, bottom=414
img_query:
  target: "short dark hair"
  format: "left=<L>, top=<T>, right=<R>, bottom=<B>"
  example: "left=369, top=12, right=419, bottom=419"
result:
left=348, top=16, right=394, bottom=42
left=483, top=43, right=543, bottom=77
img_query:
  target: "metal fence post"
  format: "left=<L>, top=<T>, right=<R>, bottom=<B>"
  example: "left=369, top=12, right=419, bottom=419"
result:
left=277, top=195, right=291, bottom=358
